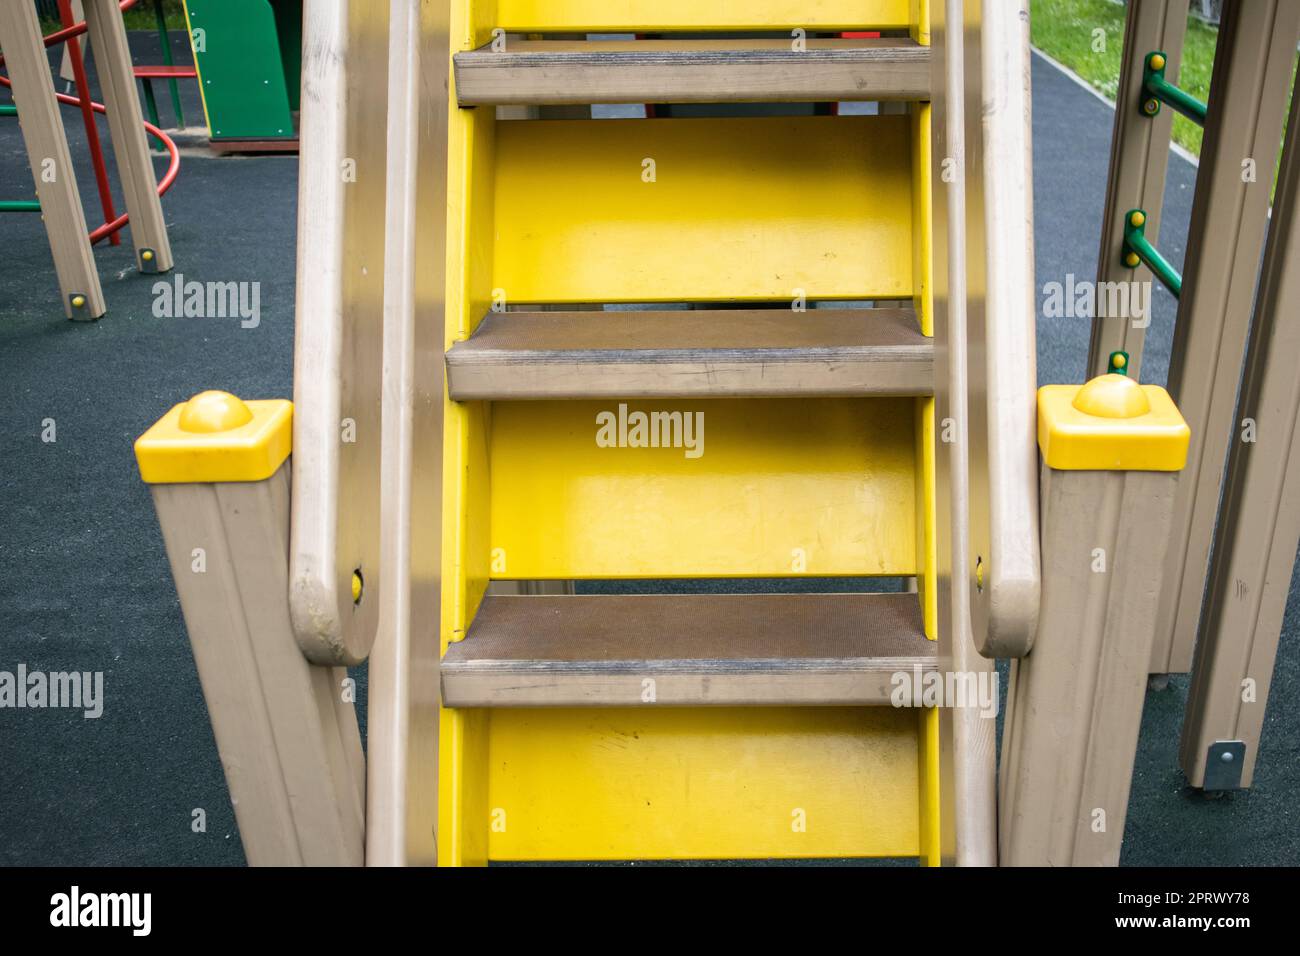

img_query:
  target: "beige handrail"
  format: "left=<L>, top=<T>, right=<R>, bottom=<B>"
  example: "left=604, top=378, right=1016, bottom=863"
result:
left=969, top=0, right=1041, bottom=659
left=289, top=0, right=388, bottom=667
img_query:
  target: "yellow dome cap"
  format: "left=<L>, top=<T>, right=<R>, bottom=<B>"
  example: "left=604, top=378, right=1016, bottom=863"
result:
left=177, top=390, right=255, bottom=433
left=1071, top=373, right=1151, bottom=419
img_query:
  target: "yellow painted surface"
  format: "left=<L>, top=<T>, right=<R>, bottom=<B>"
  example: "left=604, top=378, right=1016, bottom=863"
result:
left=1038, top=379, right=1190, bottom=471
left=1072, top=372, right=1149, bottom=418
left=439, top=2, right=498, bottom=868
left=496, top=0, right=911, bottom=31
left=135, top=394, right=291, bottom=484
left=911, top=104, right=933, bottom=336
left=493, top=116, right=914, bottom=303
left=489, top=399, right=918, bottom=578
left=909, top=100, right=937, bottom=638
left=486, top=708, right=920, bottom=861
left=917, top=706, right=941, bottom=866
left=916, top=397, right=937, bottom=639
left=441, top=1, right=937, bottom=866
left=911, top=0, right=931, bottom=44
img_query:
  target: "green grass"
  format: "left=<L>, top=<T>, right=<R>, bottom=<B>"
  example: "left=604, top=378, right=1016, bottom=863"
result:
left=1030, top=0, right=1220, bottom=156
left=39, top=1, right=187, bottom=34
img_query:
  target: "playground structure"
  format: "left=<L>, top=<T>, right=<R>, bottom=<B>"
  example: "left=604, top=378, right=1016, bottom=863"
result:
left=133, top=0, right=1300, bottom=866
left=0, top=0, right=178, bottom=319
left=182, top=0, right=302, bottom=152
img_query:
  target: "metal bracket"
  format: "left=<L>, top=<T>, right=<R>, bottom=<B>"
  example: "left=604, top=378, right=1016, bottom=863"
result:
left=1141, top=50, right=1208, bottom=126
left=1202, top=740, right=1247, bottom=791
left=1123, top=207, right=1183, bottom=297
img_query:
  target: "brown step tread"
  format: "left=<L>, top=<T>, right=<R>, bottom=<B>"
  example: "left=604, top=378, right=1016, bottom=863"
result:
left=440, top=592, right=934, bottom=707
left=445, top=308, right=933, bottom=399
left=453, top=38, right=932, bottom=106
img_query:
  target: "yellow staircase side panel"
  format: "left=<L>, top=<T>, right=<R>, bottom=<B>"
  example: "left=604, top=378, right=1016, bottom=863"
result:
left=907, top=62, right=940, bottom=867
left=486, top=708, right=921, bottom=861
left=492, top=116, right=915, bottom=304
left=911, top=0, right=931, bottom=45
left=488, top=398, right=919, bottom=579
left=439, top=2, right=499, bottom=868
left=916, top=397, right=938, bottom=638
left=917, top=707, right=941, bottom=866
left=494, top=1, right=912, bottom=32
left=911, top=104, right=934, bottom=337
left=910, top=102, right=938, bottom=638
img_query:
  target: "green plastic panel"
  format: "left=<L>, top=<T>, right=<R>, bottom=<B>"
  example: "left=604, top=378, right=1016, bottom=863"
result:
left=184, top=0, right=299, bottom=141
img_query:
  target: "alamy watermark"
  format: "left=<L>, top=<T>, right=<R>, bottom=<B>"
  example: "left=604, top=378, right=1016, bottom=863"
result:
left=596, top=403, right=704, bottom=459
left=50, top=886, right=150, bottom=936
left=1042, top=274, right=1151, bottom=328
left=891, top=666, right=999, bottom=719
left=0, top=665, right=103, bottom=719
left=152, top=273, right=261, bottom=329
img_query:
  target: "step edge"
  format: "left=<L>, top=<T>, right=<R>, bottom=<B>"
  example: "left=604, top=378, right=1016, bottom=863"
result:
left=442, top=655, right=936, bottom=674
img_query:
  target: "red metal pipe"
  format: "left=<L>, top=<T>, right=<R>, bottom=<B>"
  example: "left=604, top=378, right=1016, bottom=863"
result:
left=59, top=0, right=121, bottom=245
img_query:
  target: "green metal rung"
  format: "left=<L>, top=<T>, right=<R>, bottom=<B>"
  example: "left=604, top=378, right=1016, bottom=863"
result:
left=0, top=200, right=42, bottom=213
left=1122, top=208, right=1182, bottom=298
left=140, top=79, right=167, bottom=152
left=1140, top=51, right=1207, bottom=126
left=0, top=104, right=17, bottom=117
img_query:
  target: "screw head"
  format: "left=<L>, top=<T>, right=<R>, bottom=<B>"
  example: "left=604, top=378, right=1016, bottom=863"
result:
left=1150, top=53, right=1166, bottom=71
left=1112, top=353, right=1128, bottom=370
left=141, top=249, right=154, bottom=262
left=1130, top=210, right=1146, bottom=228
left=1221, top=750, right=1235, bottom=763
left=1144, top=98, right=1160, bottom=115
left=1125, top=251, right=1141, bottom=268
left=71, top=294, right=86, bottom=308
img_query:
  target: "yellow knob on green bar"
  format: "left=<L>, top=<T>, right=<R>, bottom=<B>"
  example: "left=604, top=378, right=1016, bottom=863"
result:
left=135, top=390, right=292, bottom=484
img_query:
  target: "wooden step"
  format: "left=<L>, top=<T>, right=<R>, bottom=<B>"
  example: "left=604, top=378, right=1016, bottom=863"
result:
left=440, top=592, right=933, bottom=707
left=446, top=308, right=933, bottom=399
left=453, top=38, right=931, bottom=106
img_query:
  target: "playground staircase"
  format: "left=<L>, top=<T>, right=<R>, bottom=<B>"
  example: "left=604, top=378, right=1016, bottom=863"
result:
left=139, top=0, right=1208, bottom=870
left=432, top=2, right=941, bottom=865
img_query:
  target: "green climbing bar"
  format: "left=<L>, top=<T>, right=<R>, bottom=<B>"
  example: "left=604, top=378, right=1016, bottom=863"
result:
left=1123, top=208, right=1183, bottom=298
left=1141, top=51, right=1208, bottom=126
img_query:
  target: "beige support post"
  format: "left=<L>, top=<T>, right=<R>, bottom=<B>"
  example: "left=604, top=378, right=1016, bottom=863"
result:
left=1000, top=375, right=1189, bottom=865
left=81, top=0, right=173, bottom=274
left=1087, top=0, right=1189, bottom=379
left=930, top=0, right=997, bottom=867
left=1179, top=84, right=1300, bottom=791
left=1152, top=0, right=1300, bottom=675
left=365, top=0, right=446, bottom=868
left=136, top=391, right=365, bottom=866
left=0, top=0, right=106, bottom=320
left=59, top=0, right=89, bottom=85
